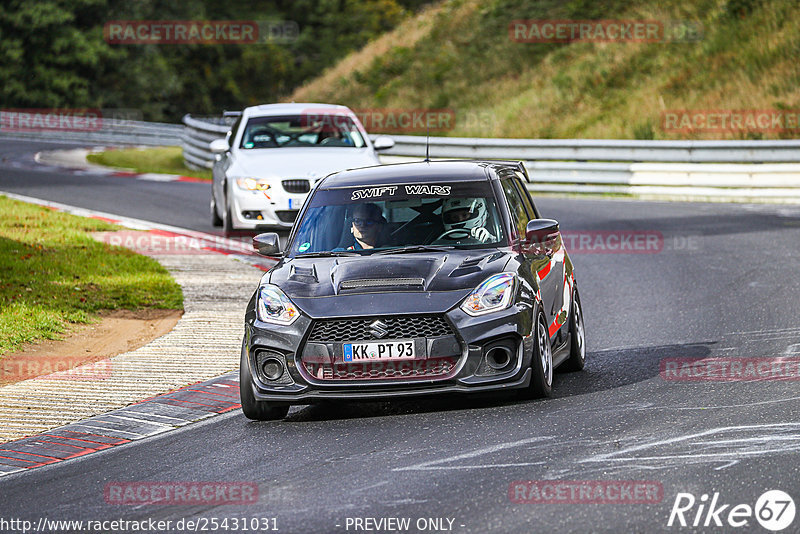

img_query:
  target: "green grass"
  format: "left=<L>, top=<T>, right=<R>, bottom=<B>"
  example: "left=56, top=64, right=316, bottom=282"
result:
left=0, top=196, right=183, bottom=355
left=291, top=0, right=800, bottom=140
left=87, top=146, right=212, bottom=181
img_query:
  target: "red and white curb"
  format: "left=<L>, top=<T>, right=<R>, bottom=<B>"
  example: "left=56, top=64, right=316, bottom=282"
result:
left=0, top=373, right=241, bottom=477
left=0, top=192, right=276, bottom=471
left=33, top=147, right=207, bottom=184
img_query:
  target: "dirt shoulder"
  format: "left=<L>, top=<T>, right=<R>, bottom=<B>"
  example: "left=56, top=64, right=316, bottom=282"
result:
left=0, top=309, right=182, bottom=386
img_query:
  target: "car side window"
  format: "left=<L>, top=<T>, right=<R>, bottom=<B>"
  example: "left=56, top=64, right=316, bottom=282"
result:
left=500, top=178, right=531, bottom=240
left=512, top=176, right=539, bottom=219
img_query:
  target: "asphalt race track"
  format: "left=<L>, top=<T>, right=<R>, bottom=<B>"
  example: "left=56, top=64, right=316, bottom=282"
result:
left=2, top=138, right=800, bottom=533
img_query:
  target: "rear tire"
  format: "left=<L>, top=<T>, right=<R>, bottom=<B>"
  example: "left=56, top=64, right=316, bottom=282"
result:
left=518, top=310, right=553, bottom=399
left=240, top=347, right=289, bottom=421
left=562, top=286, right=586, bottom=372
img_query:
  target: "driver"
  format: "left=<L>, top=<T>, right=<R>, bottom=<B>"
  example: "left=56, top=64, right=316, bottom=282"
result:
left=348, top=203, right=387, bottom=250
left=441, top=198, right=496, bottom=243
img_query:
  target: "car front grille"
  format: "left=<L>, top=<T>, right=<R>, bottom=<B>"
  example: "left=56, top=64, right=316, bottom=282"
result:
left=303, top=358, right=457, bottom=381
left=308, top=315, right=453, bottom=343
left=282, top=179, right=311, bottom=194
left=275, top=210, right=299, bottom=223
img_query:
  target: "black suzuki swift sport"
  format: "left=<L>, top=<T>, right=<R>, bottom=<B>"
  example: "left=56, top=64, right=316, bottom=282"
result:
left=240, top=160, right=585, bottom=420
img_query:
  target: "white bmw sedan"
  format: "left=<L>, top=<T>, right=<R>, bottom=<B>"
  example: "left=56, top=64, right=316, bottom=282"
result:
left=210, top=103, right=394, bottom=233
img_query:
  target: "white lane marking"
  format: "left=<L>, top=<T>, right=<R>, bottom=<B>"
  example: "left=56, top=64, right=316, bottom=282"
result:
left=402, top=462, right=546, bottom=471
left=581, top=423, right=800, bottom=466
left=352, top=480, right=390, bottom=494
left=731, top=327, right=800, bottom=336
left=114, top=410, right=192, bottom=424
left=137, top=173, right=180, bottom=182
left=784, top=343, right=800, bottom=355
left=594, top=447, right=799, bottom=463
left=103, top=414, right=174, bottom=428
left=66, top=424, right=146, bottom=438
left=662, top=395, right=800, bottom=411
left=713, top=460, right=740, bottom=470
left=393, top=437, right=552, bottom=472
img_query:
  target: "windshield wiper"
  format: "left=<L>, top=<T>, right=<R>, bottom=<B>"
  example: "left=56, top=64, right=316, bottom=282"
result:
left=295, top=251, right=361, bottom=258
left=375, top=245, right=455, bottom=255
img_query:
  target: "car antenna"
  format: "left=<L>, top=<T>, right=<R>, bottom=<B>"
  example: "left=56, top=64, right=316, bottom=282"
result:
left=424, top=124, right=430, bottom=162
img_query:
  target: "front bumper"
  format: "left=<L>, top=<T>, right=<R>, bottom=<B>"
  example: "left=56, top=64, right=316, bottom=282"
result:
left=230, top=186, right=308, bottom=229
left=243, top=302, right=536, bottom=404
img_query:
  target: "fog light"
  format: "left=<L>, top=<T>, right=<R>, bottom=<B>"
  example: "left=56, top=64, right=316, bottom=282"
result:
left=242, top=210, right=264, bottom=220
left=261, top=358, right=284, bottom=380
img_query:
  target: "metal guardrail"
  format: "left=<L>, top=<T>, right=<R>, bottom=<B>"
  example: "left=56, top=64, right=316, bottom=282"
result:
left=381, top=136, right=800, bottom=163
left=0, top=119, right=182, bottom=147
left=180, top=114, right=800, bottom=201
left=181, top=114, right=233, bottom=170
left=4, top=112, right=798, bottom=201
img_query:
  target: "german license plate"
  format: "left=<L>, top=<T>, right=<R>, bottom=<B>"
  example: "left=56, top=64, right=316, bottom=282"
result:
left=343, top=340, right=415, bottom=362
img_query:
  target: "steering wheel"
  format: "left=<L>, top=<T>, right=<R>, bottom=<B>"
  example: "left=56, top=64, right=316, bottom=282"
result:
left=435, top=228, right=471, bottom=241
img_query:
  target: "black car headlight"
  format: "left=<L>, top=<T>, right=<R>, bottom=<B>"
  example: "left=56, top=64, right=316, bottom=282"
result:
left=460, top=272, right=517, bottom=316
left=256, top=285, right=300, bottom=325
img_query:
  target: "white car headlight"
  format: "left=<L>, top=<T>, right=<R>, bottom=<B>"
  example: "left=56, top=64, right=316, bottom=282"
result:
left=460, top=273, right=516, bottom=316
left=236, top=177, right=272, bottom=191
left=257, top=285, right=300, bottom=325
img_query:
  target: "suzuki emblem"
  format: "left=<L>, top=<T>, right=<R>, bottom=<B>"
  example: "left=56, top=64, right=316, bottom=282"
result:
left=368, top=320, right=389, bottom=339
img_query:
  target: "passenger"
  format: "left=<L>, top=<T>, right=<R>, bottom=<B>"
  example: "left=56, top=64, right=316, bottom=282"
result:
left=441, top=198, right=496, bottom=242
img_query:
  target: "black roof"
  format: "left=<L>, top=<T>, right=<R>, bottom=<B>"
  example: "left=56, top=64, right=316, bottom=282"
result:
left=318, top=160, right=527, bottom=189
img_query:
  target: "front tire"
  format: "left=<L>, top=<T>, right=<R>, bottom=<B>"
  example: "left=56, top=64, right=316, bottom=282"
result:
left=222, top=188, right=235, bottom=236
left=240, top=347, right=289, bottom=421
left=210, top=194, right=223, bottom=227
left=519, top=310, right=553, bottom=399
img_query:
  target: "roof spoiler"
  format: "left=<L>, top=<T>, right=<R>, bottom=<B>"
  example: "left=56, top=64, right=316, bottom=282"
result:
left=222, top=110, right=242, bottom=118
left=514, top=161, right=531, bottom=183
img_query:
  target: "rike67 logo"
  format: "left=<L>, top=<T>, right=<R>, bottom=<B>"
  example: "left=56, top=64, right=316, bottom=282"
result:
left=668, top=490, right=795, bottom=531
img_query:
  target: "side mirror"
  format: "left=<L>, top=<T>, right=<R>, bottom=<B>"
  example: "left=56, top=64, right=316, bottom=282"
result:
left=209, top=138, right=229, bottom=154
left=253, top=232, right=281, bottom=256
left=525, top=219, right=560, bottom=247
left=372, top=135, right=395, bottom=151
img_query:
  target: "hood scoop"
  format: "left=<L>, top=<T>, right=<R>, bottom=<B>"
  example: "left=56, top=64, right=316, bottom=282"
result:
left=289, top=263, right=318, bottom=283
left=339, top=277, right=425, bottom=292
left=449, top=252, right=505, bottom=277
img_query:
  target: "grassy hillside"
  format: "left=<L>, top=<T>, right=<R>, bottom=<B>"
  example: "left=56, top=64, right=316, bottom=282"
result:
left=289, top=0, right=800, bottom=139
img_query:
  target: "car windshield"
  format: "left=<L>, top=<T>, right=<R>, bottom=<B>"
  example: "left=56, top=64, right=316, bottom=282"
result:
left=289, top=181, right=507, bottom=255
left=239, top=114, right=367, bottom=149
